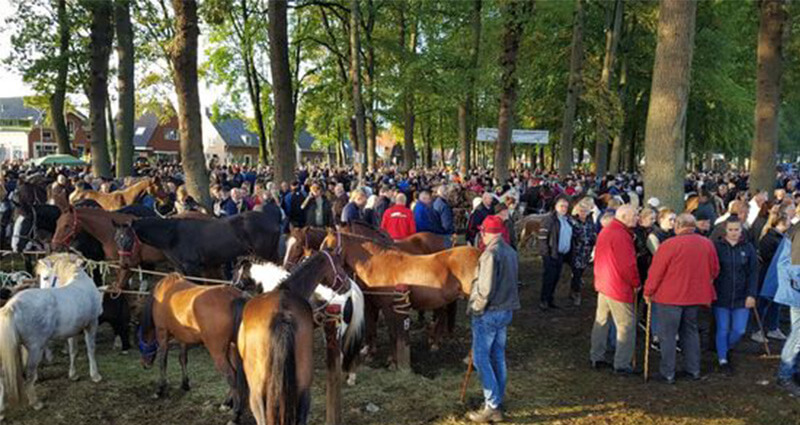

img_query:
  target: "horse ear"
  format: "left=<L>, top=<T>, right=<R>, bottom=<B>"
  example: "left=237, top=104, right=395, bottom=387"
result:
left=75, top=257, right=85, bottom=268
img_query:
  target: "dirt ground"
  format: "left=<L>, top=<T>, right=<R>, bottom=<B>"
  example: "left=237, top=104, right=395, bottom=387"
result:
left=1, top=252, right=798, bottom=425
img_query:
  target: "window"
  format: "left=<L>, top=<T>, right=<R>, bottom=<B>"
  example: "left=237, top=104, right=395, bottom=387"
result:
left=42, top=131, right=52, bottom=139
left=135, top=126, right=147, bottom=136
left=67, top=121, right=75, bottom=135
left=165, top=129, right=179, bottom=141
left=240, top=135, right=251, bottom=145
left=244, top=155, right=252, bottom=165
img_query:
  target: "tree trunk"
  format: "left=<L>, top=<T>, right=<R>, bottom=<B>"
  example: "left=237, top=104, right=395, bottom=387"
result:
left=170, top=0, right=211, bottom=207
left=643, top=0, right=697, bottom=212
left=365, top=0, right=377, bottom=171
left=106, top=93, right=116, bottom=164
left=459, top=0, right=482, bottom=175
left=269, top=0, right=297, bottom=185
left=594, top=0, right=623, bottom=177
left=558, top=0, right=584, bottom=177
left=52, top=0, right=71, bottom=155
left=350, top=0, right=368, bottom=181
left=87, top=0, right=113, bottom=178
left=609, top=54, right=628, bottom=174
left=494, top=0, right=532, bottom=183
left=400, top=4, right=417, bottom=171
left=114, top=0, right=135, bottom=177
left=750, top=0, right=787, bottom=195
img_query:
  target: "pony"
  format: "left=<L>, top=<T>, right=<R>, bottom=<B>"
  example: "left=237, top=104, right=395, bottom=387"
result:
left=69, top=177, right=165, bottom=211
left=235, top=250, right=351, bottom=425
left=137, top=274, right=247, bottom=424
left=517, top=213, right=549, bottom=252
left=115, top=210, right=282, bottom=277
left=235, top=254, right=365, bottom=386
left=0, top=254, right=103, bottom=420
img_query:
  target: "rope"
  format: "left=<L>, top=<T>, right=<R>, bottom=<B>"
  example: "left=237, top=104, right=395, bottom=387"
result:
left=393, top=288, right=412, bottom=316
left=0, top=271, right=34, bottom=287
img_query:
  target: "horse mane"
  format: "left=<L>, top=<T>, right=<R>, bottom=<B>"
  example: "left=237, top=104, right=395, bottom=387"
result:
left=279, top=251, right=332, bottom=300
left=131, top=217, right=178, bottom=249
left=36, top=253, right=86, bottom=283
left=336, top=230, right=394, bottom=250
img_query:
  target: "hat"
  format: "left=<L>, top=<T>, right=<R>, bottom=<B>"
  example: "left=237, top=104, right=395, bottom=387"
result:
left=647, top=197, right=660, bottom=208
left=693, top=208, right=712, bottom=222
left=480, top=215, right=506, bottom=235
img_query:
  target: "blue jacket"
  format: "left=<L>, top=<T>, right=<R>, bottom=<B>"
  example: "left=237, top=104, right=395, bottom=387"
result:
left=774, top=238, right=800, bottom=307
left=218, top=198, right=238, bottom=217
left=432, top=197, right=455, bottom=235
left=414, top=202, right=442, bottom=234
left=761, top=237, right=788, bottom=300
left=341, top=202, right=363, bottom=225
left=713, top=239, right=758, bottom=309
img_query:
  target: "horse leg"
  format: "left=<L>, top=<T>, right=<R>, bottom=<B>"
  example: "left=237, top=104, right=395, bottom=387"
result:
left=297, top=389, right=312, bottom=425
left=117, top=296, right=131, bottom=353
left=155, top=333, right=169, bottom=398
left=179, top=344, right=190, bottom=391
left=363, top=299, right=380, bottom=358
left=210, top=351, right=235, bottom=411
left=23, top=345, right=44, bottom=411
left=67, top=337, right=79, bottom=381
left=84, top=322, right=102, bottom=383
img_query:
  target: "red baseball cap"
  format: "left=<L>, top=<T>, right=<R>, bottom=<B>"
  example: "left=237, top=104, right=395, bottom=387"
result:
left=481, top=215, right=505, bottom=235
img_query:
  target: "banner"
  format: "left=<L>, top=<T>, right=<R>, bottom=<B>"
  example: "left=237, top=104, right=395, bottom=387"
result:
left=476, top=128, right=549, bottom=145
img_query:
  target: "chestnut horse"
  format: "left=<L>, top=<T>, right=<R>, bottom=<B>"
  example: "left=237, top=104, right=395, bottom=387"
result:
left=321, top=231, right=479, bottom=365
left=138, top=274, right=247, bottom=424
left=236, top=250, right=350, bottom=425
left=69, top=178, right=165, bottom=211
left=517, top=213, right=549, bottom=251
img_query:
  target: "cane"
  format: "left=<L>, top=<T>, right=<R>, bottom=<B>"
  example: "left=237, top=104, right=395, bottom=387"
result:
left=752, top=305, right=772, bottom=357
left=632, top=295, right=639, bottom=370
left=460, top=349, right=474, bottom=403
left=644, top=299, right=652, bottom=383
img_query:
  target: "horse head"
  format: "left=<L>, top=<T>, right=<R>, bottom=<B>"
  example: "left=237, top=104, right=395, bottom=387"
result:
left=112, top=220, right=140, bottom=268
left=51, top=206, right=79, bottom=250
left=35, top=253, right=85, bottom=288
left=145, top=176, right=169, bottom=205
left=138, top=295, right=159, bottom=368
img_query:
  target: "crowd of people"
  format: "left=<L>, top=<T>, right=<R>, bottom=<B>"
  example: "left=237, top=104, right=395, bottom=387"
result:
left=1, top=157, right=800, bottom=422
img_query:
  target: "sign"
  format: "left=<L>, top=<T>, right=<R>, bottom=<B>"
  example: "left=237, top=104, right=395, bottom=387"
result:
left=476, top=128, right=549, bottom=145
left=353, top=151, right=364, bottom=164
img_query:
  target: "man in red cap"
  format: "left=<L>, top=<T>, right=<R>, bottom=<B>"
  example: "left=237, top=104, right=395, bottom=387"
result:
left=466, top=214, right=520, bottom=423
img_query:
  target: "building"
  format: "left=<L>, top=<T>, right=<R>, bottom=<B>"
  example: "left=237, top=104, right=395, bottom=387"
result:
left=0, top=97, right=91, bottom=161
left=132, top=112, right=181, bottom=161
left=296, top=129, right=327, bottom=164
left=202, top=112, right=261, bottom=165
left=28, top=111, right=90, bottom=159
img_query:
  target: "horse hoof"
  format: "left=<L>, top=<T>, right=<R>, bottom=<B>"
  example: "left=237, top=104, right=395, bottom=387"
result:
left=346, top=374, right=357, bottom=387
left=113, top=336, right=122, bottom=350
left=91, top=374, right=102, bottom=383
left=32, top=402, right=44, bottom=411
left=219, top=404, right=231, bottom=412
left=152, top=393, right=160, bottom=400
left=181, top=382, right=191, bottom=392
left=119, top=350, right=129, bottom=356
left=430, top=344, right=440, bottom=352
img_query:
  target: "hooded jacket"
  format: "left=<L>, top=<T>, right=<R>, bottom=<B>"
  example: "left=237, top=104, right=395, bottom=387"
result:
left=713, top=239, right=758, bottom=309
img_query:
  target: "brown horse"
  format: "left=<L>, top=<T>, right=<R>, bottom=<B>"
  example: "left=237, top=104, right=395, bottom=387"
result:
left=517, top=213, right=549, bottom=251
left=138, top=274, right=247, bottom=424
left=236, top=250, right=350, bottom=425
left=69, top=178, right=165, bottom=211
left=322, top=231, right=479, bottom=364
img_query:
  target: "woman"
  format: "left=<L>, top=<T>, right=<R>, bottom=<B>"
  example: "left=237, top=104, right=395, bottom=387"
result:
left=567, top=197, right=597, bottom=306
left=647, top=208, right=676, bottom=255
left=713, top=217, right=758, bottom=374
left=753, top=212, right=792, bottom=343
left=634, top=207, right=657, bottom=283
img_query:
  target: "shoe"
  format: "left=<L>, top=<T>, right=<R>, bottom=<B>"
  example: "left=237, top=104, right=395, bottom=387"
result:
left=718, top=362, right=734, bottom=377
left=538, top=301, right=549, bottom=311
left=751, top=330, right=768, bottom=344
left=678, top=371, right=704, bottom=381
left=653, top=375, right=675, bottom=385
left=650, top=340, right=661, bottom=353
left=547, top=301, right=561, bottom=310
left=767, top=329, right=788, bottom=341
left=570, top=291, right=582, bottom=306
left=613, top=367, right=641, bottom=377
left=467, top=406, right=503, bottom=423
left=590, top=360, right=612, bottom=370
left=777, top=378, right=800, bottom=397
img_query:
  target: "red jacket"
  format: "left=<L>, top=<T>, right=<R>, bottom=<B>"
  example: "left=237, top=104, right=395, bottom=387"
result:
left=593, top=219, right=640, bottom=303
left=644, top=232, right=719, bottom=306
left=381, top=205, right=416, bottom=240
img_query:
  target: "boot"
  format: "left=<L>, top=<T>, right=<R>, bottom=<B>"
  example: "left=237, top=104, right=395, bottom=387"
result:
left=467, top=405, right=503, bottom=423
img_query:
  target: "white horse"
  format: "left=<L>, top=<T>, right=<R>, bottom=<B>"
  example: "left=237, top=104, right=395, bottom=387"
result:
left=0, top=253, right=103, bottom=421
left=236, top=260, right=366, bottom=386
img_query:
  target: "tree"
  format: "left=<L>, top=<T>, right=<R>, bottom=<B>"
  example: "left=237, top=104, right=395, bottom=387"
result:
left=494, top=0, right=533, bottom=182
left=170, top=0, right=211, bottom=208
left=86, top=0, right=113, bottom=177
left=558, top=0, right=584, bottom=177
left=52, top=0, right=71, bottom=155
left=398, top=1, right=418, bottom=171
left=750, top=0, right=787, bottom=195
left=594, top=0, right=623, bottom=176
left=643, top=0, right=697, bottom=212
left=115, top=0, right=135, bottom=177
left=269, top=0, right=297, bottom=185
left=458, top=0, right=482, bottom=175
left=350, top=0, right=368, bottom=179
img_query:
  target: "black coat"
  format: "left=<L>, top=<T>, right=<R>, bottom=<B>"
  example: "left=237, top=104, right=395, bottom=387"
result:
left=537, top=211, right=569, bottom=259
left=758, top=228, right=784, bottom=287
left=713, top=239, right=758, bottom=309
left=303, top=196, right=333, bottom=228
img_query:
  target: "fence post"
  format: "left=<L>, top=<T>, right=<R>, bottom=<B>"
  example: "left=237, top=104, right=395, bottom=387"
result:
left=393, top=284, right=412, bottom=371
left=324, top=304, right=342, bottom=425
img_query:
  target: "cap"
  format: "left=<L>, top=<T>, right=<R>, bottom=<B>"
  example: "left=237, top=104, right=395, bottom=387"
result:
left=480, top=215, right=506, bottom=235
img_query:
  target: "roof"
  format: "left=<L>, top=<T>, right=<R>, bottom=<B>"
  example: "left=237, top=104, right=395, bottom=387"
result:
left=211, top=118, right=259, bottom=148
left=0, top=97, right=44, bottom=123
left=133, top=112, right=159, bottom=148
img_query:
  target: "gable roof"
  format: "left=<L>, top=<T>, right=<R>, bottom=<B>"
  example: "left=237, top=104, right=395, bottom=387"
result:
left=211, top=118, right=259, bottom=148
left=296, top=129, right=317, bottom=151
left=0, top=97, right=44, bottom=123
left=133, top=112, right=159, bottom=148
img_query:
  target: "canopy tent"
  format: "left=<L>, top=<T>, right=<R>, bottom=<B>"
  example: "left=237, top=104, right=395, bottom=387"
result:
left=30, top=154, right=87, bottom=167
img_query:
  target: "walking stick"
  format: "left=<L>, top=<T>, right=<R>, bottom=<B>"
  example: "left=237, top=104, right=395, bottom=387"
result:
left=752, top=306, right=772, bottom=357
left=633, top=295, right=639, bottom=370
left=460, top=349, right=474, bottom=403
left=644, top=299, right=652, bottom=383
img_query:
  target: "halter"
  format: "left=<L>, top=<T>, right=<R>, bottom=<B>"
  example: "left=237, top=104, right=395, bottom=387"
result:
left=117, top=228, right=141, bottom=258
left=321, top=249, right=348, bottom=295
left=137, top=326, right=159, bottom=358
left=53, top=209, right=80, bottom=247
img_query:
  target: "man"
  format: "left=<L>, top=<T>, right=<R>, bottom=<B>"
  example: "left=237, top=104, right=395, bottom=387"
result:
left=331, top=183, right=349, bottom=225
left=414, top=190, right=442, bottom=234
left=341, top=187, right=367, bottom=225
left=644, top=214, right=719, bottom=384
left=537, top=195, right=572, bottom=310
left=693, top=208, right=713, bottom=237
left=747, top=190, right=768, bottom=227
left=230, top=188, right=250, bottom=214
left=590, top=205, right=640, bottom=374
left=381, top=193, right=416, bottom=240
left=372, top=185, right=394, bottom=228
left=214, top=186, right=238, bottom=217
left=466, top=215, right=520, bottom=423
left=771, top=228, right=800, bottom=396
left=432, top=185, right=456, bottom=248
left=302, top=183, right=333, bottom=228
left=467, top=192, right=495, bottom=246
left=283, top=181, right=306, bottom=229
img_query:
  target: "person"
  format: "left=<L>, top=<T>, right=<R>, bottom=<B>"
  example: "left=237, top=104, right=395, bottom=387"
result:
left=590, top=205, right=640, bottom=374
left=414, top=190, right=440, bottom=234
left=752, top=213, right=791, bottom=343
left=634, top=207, right=657, bottom=285
left=694, top=208, right=713, bottom=237
left=771, top=228, right=800, bottom=396
left=331, top=183, right=349, bottom=224
left=537, top=195, right=572, bottom=310
left=381, top=192, right=416, bottom=240
left=432, top=185, right=456, bottom=248
left=568, top=197, right=597, bottom=306
left=647, top=208, right=675, bottom=254
left=302, top=182, right=334, bottom=228
left=283, top=181, right=306, bottom=229
left=372, top=185, right=394, bottom=228
left=712, top=217, right=758, bottom=375
left=466, top=215, right=520, bottom=423
left=230, top=188, right=250, bottom=214
left=341, top=187, right=367, bottom=225
left=644, top=214, right=720, bottom=384
left=214, top=186, right=238, bottom=217
left=466, top=192, right=495, bottom=246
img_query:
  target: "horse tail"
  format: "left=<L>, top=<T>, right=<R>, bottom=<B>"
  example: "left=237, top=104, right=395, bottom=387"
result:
left=342, top=283, right=366, bottom=373
left=266, top=308, right=298, bottom=425
left=230, top=297, right=248, bottom=412
left=0, top=304, right=24, bottom=405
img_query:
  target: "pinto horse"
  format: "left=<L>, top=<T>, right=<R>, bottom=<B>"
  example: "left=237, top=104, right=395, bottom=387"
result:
left=321, top=231, right=479, bottom=365
left=236, top=250, right=350, bottom=425
left=69, top=177, right=165, bottom=211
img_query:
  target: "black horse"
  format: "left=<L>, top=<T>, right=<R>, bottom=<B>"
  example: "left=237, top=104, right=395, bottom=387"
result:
left=115, top=210, right=282, bottom=278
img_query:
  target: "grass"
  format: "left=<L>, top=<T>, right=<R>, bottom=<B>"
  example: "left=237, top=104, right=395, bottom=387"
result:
left=1, top=253, right=799, bottom=425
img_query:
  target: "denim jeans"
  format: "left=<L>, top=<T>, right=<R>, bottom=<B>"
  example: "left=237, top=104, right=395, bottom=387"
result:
left=655, top=304, right=701, bottom=379
left=471, top=310, right=513, bottom=409
left=541, top=255, right=564, bottom=304
left=712, top=307, right=750, bottom=362
left=778, top=307, right=800, bottom=381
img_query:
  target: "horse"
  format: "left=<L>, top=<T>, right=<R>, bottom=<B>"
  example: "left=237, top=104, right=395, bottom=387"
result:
left=235, top=249, right=351, bottom=425
left=0, top=254, right=103, bottom=420
left=116, top=210, right=282, bottom=277
left=137, top=274, right=248, bottom=424
left=235, top=254, right=365, bottom=386
left=69, top=177, right=165, bottom=211
left=517, top=213, right=549, bottom=252
left=321, top=231, right=480, bottom=364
